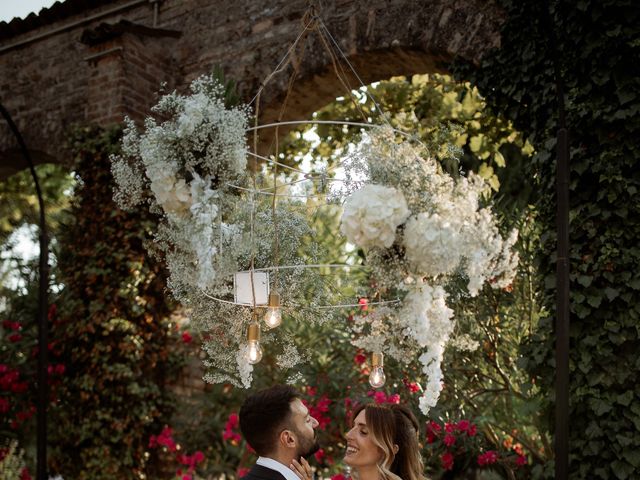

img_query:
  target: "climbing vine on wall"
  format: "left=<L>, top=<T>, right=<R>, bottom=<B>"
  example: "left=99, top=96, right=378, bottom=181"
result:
left=48, top=126, right=186, bottom=479
left=453, top=0, right=640, bottom=478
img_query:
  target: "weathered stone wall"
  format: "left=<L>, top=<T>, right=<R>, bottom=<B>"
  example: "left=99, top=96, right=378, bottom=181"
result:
left=0, top=0, right=504, bottom=178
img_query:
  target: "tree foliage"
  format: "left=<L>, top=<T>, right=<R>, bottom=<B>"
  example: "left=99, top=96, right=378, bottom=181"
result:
left=452, top=0, right=640, bottom=477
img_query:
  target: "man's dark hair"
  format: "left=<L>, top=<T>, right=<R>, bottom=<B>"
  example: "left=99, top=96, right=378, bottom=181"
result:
left=239, top=384, right=300, bottom=456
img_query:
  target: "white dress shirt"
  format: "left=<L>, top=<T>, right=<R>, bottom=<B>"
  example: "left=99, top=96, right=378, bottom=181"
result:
left=256, top=456, right=301, bottom=480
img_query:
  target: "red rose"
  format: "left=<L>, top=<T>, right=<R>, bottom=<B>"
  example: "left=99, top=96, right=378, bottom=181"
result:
left=441, top=451, right=454, bottom=470
left=477, top=450, right=499, bottom=466
left=354, top=352, right=367, bottom=365
left=373, top=391, right=387, bottom=404
left=358, top=298, right=368, bottom=311
left=426, top=420, right=442, bottom=434
left=406, top=382, right=420, bottom=393
left=444, top=433, right=456, bottom=447
left=456, top=419, right=470, bottom=432
left=237, top=468, right=250, bottom=478
left=2, top=321, right=21, bottom=331
left=12, top=382, right=28, bottom=394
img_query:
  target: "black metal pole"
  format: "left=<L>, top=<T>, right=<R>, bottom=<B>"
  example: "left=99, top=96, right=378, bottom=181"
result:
left=0, top=103, right=49, bottom=480
left=541, top=0, right=570, bottom=477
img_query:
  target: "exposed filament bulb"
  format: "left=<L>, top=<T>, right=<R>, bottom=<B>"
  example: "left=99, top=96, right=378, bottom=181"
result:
left=369, top=352, right=386, bottom=388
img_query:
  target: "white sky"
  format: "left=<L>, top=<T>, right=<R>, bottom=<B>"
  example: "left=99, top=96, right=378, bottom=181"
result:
left=0, top=0, right=59, bottom=23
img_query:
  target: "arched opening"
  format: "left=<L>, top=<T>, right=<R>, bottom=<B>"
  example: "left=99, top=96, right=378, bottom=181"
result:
left=0, top=148, right=59, bottom=182
left=242, top=68, right=547, bottom=472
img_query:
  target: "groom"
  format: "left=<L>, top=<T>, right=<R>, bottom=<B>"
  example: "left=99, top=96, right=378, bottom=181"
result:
left=239, top=385, right=320, bottom=480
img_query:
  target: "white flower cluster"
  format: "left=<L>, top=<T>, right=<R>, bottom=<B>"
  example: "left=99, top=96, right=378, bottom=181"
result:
left=403, top=213, right=463, bottom=277
left=340, top=184, right=409, bottom=249
left=110, top=75, right=337, bottom=388
left=109, top=75, right=518, bottom=399
left=339, top=127, right=519, bottom=414
left=400, top=282, right=453, bottom=349
left=111, top=75, right=250, bottom=294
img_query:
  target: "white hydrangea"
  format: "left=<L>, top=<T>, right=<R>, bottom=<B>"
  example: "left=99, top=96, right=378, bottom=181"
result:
left=340, top=184, right=409, bottom=249
left=149, top=174, right=191, bottom=217
left=403, top=213, right=464, bottom=277
left=177, top=92, right=207, bottom=137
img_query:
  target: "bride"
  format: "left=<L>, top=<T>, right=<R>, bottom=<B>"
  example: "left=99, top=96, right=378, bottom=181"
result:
left=291, top=402, right=426, bottom=480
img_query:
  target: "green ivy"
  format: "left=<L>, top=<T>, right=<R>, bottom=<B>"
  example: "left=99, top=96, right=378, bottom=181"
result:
left=453, top=0, right=640, bottom=478
left=48, top=126, right=186, bottom=479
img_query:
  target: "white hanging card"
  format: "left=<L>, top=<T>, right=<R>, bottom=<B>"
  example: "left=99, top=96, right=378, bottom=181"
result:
left=233, top=271, right=270, bottom=305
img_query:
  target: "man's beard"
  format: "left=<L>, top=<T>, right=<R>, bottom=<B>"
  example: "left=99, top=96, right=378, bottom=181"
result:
left=294, top=428, right=320, bottom=458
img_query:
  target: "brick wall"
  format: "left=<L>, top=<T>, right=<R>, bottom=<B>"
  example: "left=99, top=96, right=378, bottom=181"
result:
left=0, top=0, right=504, bottom=177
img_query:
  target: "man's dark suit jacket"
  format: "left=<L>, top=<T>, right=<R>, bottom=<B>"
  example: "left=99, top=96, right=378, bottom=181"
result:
left=243, top=464, right=288, bottom=480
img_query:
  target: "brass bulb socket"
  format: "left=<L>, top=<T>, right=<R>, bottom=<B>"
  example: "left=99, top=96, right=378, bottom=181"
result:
left=268, top=292, right=281, bottom=308
left=372, top=352, right=384, bottom=367
left=247, top=322, right=261, bottom=342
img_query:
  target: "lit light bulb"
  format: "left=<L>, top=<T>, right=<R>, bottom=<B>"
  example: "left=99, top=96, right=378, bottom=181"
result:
left=264, top=292, right=282, bottom=329
left=369, top=352, right=386, bottom=388
left=245, top=323, right=263, bottom=365
left=247, top=340, right=263, bottom=364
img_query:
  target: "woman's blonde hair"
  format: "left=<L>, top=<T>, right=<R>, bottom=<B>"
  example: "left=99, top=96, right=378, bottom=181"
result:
left=350, top=403, right=426, bottom=480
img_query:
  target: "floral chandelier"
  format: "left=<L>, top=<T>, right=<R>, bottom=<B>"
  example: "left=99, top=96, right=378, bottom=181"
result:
left=110, top=9, right=518, bottom=415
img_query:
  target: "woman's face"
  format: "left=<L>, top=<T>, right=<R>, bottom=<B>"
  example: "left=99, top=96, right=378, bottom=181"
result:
left=344, top=410, right=383, bottom=470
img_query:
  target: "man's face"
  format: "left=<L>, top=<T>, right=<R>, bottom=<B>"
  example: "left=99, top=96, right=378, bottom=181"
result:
left=288, top=398, right=320, bottom=458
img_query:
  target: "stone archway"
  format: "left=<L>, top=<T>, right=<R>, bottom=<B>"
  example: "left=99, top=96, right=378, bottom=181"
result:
left=0, top=0, right=504, bottom=179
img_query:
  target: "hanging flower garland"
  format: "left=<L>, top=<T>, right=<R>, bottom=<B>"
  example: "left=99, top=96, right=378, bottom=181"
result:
left=110, top=74, right=518, bottom=414
left=337, top=127, right=519, bottom=414
left=111, top=75, right=332, bottom=388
